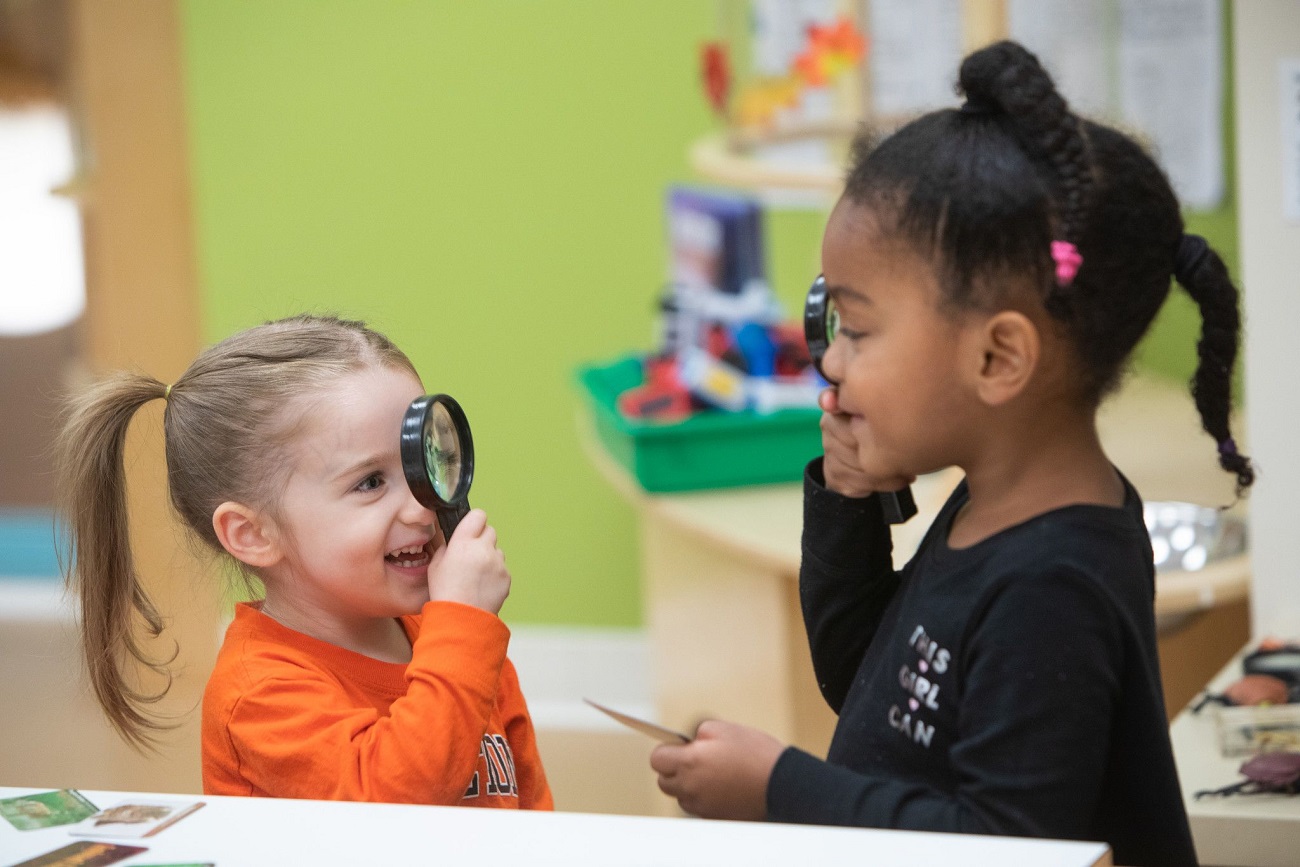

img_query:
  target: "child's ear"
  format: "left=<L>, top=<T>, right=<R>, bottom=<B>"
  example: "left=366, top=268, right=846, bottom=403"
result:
left=971, top=310, right=1040, bottom=406
left=212, top=502, right=282, bottom=570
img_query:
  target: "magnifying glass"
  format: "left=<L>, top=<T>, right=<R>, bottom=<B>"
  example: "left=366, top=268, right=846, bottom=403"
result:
left=805, top=275, right=917, bottom=525
left=401, top=393, right=475, bottom=542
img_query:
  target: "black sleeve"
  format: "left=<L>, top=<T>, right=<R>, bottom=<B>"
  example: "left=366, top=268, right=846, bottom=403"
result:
left=769, top=571, right=1124, bottom=838
left=799, top=458, right=900, bottom=713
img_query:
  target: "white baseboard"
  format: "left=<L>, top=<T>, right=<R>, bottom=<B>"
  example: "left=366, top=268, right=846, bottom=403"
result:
left=506, top=625, right=655, bottom=732
left=0, top=576, right=73, bottom=622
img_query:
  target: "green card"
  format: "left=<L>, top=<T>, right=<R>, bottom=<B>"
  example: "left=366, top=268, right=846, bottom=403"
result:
left=0, top=789, right=99, bottom=831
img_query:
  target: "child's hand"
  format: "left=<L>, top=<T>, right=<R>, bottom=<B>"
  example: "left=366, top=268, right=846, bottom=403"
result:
left=425, top=509, right=510, bottom=615
left=819, top=387, right=915, bottom=499
left=649, top=720, right=785, bottom=821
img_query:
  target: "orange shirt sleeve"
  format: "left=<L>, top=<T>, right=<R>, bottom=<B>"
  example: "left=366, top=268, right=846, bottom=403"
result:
left=216, top=601, right=508, bottom=804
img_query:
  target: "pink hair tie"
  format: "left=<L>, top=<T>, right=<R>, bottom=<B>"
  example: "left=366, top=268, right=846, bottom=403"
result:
left=1051, top=240, right=1083, bottom=287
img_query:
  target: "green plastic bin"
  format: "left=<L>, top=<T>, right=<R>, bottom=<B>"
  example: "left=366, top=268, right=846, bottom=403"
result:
left=576, top=356, right=823, bottom=493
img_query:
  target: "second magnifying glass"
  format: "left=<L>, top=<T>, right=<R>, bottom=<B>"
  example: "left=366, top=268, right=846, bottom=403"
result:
left=805, top=275, right=916, bottom=525
left=401, top=394, right=475, bottom=542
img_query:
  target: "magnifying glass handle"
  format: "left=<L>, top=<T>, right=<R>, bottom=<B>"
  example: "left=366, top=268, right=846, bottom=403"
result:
left=880, top=487, right=917, bottom=525
left=436, top=501, right=471, bottom=543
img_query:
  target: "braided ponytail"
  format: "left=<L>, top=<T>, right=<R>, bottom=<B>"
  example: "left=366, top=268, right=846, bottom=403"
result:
left=1173, top=234, right=1255, bottom=494
left=959, top=41, right=1093, bottom=244
left=958, top=41, right=1093, bottom=311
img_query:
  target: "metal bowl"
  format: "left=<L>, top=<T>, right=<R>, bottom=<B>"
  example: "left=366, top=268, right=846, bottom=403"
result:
left=1143, top=501, right=1247, bottom=573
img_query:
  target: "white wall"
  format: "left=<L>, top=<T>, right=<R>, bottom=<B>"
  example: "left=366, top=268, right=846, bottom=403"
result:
left=1236, top=2, right=1300, bottom=639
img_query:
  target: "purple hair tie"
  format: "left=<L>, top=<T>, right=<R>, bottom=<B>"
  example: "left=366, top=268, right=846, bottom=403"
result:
left=1051, top=240, right=1083, bottom=287
left=1218, top=438, right=1238, bottom=458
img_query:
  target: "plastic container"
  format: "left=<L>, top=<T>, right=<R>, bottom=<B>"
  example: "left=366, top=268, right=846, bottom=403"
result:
left=577, top=355, right=822, bottom=492
left=1213, top=703, right=1300, bottom=756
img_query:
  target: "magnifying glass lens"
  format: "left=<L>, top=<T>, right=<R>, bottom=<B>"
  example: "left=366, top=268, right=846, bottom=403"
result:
left=825, top=300, right=839, bottom=348
left=426, top=403, right=462, bottom=500
left=402, top=394, right=475, bottom=540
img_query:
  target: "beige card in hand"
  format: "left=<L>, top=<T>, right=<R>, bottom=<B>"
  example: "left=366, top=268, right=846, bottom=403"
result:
left=583, top=698, right=691, bottom=744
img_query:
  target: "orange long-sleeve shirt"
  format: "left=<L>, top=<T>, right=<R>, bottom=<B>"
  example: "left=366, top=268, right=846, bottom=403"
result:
left=202, top=600, right=552, bottom=809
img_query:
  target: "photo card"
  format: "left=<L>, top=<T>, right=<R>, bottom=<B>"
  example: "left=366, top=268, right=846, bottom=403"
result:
left=0, top=790, right=98, bottom=832
left=68, top=798, right=205, bottom=839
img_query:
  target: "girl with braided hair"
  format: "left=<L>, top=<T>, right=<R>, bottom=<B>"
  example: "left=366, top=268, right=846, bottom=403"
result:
left=651, top=41, right=1246, bottom=865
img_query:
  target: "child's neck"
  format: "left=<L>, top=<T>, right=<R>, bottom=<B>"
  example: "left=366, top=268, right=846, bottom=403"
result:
left=260, top=597, right=414, bottom=664
left=947, top=409, right=1124, bottom=550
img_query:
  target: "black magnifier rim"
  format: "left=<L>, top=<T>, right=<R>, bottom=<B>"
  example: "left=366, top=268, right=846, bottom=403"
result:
left=804, top=274, right=832, bottom=380
left=400, top=393, right=475, bottom=510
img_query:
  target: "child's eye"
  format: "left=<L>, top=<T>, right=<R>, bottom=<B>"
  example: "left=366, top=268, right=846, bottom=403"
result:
left=837, top=325, right=869, bottom=341
left=355, top=472, right=385, bottom=493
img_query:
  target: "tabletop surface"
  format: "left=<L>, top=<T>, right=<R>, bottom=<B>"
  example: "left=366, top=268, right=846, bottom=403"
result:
left=1169, top=650, right=1300, bottom=866
left=0, top=787, right=1114, bottom=867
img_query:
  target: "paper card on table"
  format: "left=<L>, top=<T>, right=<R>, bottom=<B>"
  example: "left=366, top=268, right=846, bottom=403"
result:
left=10, top=840, right=147, bottom=867
left=0, top=790, right=98, bottom=831
left=584, top=698, right=691, bottom=744
left=68, top=798, right=205, bottom=839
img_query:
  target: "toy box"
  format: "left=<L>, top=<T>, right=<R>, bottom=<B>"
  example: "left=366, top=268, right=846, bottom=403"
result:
left=578, top=355, right=821, bottom=493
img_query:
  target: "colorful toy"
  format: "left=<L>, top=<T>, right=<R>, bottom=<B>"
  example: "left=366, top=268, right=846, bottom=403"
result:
left=620, top=186, right=824, bottom=423
left=617, top=355, right=692, bottom=422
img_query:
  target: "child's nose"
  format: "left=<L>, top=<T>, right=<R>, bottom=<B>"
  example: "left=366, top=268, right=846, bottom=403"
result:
left=822, top=333, right=847, bottom=385
left=398, top=489, right=437, bottom=526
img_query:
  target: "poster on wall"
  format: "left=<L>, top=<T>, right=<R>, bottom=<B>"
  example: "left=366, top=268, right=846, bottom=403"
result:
left=1117, top=0, right=1224, bottom=210
left=867, top=0, right=964, bottom=118
left=1007, top=0, right=1113, bottom=120
left=1009, top=0, right=1224, bottom=211
left=747, top=0, right=841, bottom=171
left=1280, top=58, right=1300, bottom=223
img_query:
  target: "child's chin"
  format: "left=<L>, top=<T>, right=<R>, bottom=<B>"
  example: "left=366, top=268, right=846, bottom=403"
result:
left=396, top=593, right=432, bottom=616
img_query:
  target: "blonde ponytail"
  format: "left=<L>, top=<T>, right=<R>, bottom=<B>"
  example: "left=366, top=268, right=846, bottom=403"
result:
left=55, top=372, right=174, bottom=750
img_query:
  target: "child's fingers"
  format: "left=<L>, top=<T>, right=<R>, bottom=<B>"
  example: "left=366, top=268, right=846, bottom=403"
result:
left=820, top=415, right=860, bottom=456
left=693, top=719, right=728, bottom=740
left=426, top=541, right=448, bottom=572
left=821, top=420, right=857, bottom=452
left=450, top=508, right=488, bottom=541
left=649, top=742, right=688, bottom=777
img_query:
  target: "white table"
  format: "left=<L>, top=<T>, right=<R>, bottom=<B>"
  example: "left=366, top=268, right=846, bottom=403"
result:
left=1170, top=650, right=1300, bottom=866
left=0, top=787, right=1111, bottom=866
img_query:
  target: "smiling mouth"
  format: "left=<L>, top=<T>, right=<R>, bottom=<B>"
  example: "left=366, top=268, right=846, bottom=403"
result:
left=385, top=543, right=431, bottom=569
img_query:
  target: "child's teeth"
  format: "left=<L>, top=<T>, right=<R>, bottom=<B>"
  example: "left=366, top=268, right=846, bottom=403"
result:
left=388, top=543, right=429, bottom=567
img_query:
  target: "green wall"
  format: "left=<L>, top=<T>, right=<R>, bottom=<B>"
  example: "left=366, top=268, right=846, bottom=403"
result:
left=180, top=3, right=1235, bottom=628
left=181, top=2, right=718, bottom=627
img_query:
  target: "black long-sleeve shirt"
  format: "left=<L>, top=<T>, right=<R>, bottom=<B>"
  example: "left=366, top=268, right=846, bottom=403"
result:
left=767, top=459, right=1196, bottom=867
